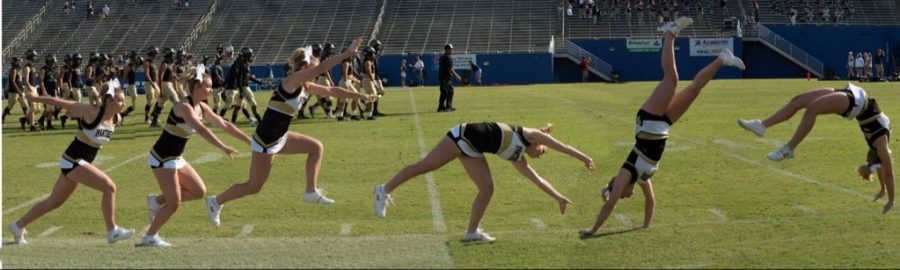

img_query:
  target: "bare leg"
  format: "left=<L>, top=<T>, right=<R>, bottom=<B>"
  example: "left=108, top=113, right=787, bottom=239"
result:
left=665, top=58, right=723, bottom=123
left=146, top=168, right=179, bottom=236
left=15, top=174, right=78, bottom=228
left=459, top=156, right=494, bottom=234
left=215, top=152, right=275, bottom=205
left=278, top=132, right=324, bottom=193
left=384, top=137, right=461, bottom=193
left=67, top=164, right=119, bottom=231
left=761, top=88, right=836, bottom=127
left=785, top=93, right=849, bottom=150
left=640, top=32, right=679, bottom=116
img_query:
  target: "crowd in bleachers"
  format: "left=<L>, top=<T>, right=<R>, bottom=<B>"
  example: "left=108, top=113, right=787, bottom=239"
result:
left=763, top=0, right=855, bottom=25
left=561, top=0, right=726, bottom=27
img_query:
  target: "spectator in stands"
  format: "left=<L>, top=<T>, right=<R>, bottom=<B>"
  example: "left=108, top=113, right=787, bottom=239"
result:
left=185, top=0, right=190, bottom=8
left=854, top=52, right=864, bottom=80
left=216, top=43, right=224, bottom=58
left=592, top=3, right=602, bottom=25
left=400, top=59, right=408, bottom=87
left=86, top=2, right=93, bottom=20
left=101, top=4, right=110, bottom=20
left=865, top=52, right=873, bottom=79
left=847, top=51, right=855, bottom=79
left=580, top=57, right=590, bottom=82
left=637, top=1, right=645, bottom=25
left=875, top=49, right=885, bottom=81
left=64, top=0, right=71, bottom=14
left=719, top=0, right=727, bottom=17
left=821, top=5, right=829, bottom=23
left=788, top=6, right=798, bottom=25
left=413, top=55, right=425, bottom=87
left=438, top=44, right=461, bottom=112
left=752, top=1, right=760, bottom=23
left=625, top=1, right=633, bottom=26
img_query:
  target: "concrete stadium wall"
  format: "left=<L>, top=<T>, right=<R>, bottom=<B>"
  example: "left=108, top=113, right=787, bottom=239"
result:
left=565, top=38, right=745, bottom=82
left=766, top=25, right=900, bottom=79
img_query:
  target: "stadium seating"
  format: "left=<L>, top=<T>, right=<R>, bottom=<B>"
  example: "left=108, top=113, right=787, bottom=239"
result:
left=190, top=0, right=379, bottom=65
left=2, top=0, right=47, bottom=50
left=742, top=0, right=900, bottom=26
left=377, top=0, right=558, bottom=54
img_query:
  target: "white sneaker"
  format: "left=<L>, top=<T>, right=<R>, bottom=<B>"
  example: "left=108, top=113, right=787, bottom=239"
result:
left=462, top=229, right=496, bottom=243
left=147, top=194, right=163, bottom=222
left=206, top=196, right=222, bottom=227
left=250, top=118, right=259, bottom=127
left=107, top=226, right=135, bottom=244
left=303, top=188, right=335, bottom=205
left=601, top=186, right=611, bottom=202
left=657, top=16, right=693, bottom=36
left=137, top=234, right=172, bottom=248
left=719, top=49, right=746, bottom=70
left=373, top=184, right=392, bottom=218
left=738, top=119, right=766, bottom=137
left=8, top=221, right=27, bottom=244
left=767, top=144, right=795, bottom=161
left=326, top=112, right=335, bottom=119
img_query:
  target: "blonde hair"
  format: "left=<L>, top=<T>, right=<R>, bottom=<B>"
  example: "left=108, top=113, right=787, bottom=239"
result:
left=540, top=123, right=554, bottom=134
left=289, top=48, right=306, bottom=72
left=857, top=164, right=874, bottom=181
left=187, top=69, right=211, bottom=95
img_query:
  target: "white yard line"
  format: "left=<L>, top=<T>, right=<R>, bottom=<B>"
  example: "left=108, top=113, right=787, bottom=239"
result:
left=37, top=226, right=63, bottom=237
left=708, top=208, right=727, bottom=222
left=793, top=205, right=818, bottom=215
left=614, top=214, right=633, bottom=228
left=236, top=224, right=254, bottom=237
left=530, top=218, right=547, bottom=230
left=5, top=153, right=145, bottom=216
left=720, top=152, right=869, bottom=199
left=340, top=223, right=352, bottom=235
left=406, top=89, right=447, bottom=234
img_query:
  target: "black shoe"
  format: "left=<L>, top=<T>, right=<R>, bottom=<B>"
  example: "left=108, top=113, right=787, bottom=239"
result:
left=374, top=111, right=386, bottom=117
left=366, top=116, right=376, bottom=121
left=447, top=107, right=456, bottom=112
left=46, top=125, right=57, bottom=130
left=150, top=120, right=160, bottom=128
left=437, top=107, right=447, bottom=113
left=350, top=116, right=361, bottom=121
left=19, top=117, right=26, bottom=130
left=337, top=116, right=345, bottom=121
left=308, top=107, right=316, bottom=118
left=29, top=125, right=38, bottom=132
left=61, top=116, right=68, bottom=129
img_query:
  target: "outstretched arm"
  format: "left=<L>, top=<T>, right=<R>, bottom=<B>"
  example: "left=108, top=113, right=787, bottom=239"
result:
left=638, top=181, right=656, bottom=228
left=512, top=160, right=571, bottom=214
left=200, top=102, right=251, bottom=145
left=283, top=37, right=363, bottom=91
left=176, top=102, right=238, bottom=159
left=876, top=138, right=894, bottom=214
left=527, top=130, right=595, bottom=170
left=305, top=82, right=376, bottom=101
left=581, top=173, right=630, bottom=236
left=26, top=95, right=93, bottom=118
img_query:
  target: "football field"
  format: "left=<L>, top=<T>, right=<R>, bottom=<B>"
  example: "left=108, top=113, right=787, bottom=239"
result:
left=2, top=79, right=899, bottom=268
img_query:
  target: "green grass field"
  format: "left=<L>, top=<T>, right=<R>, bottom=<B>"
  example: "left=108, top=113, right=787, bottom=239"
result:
left=2, top=79, right=899, bottom=268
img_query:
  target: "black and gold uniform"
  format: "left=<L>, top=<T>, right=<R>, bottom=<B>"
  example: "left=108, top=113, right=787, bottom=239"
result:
left=60, top=105, right=118, bottom=175
left=445, top=122, right=533, bottom=161
left=148, top=96, right=200, bottom=169
left=840, top=83, right=892, bottom=171
left=251, top=84, right=309, bottom=154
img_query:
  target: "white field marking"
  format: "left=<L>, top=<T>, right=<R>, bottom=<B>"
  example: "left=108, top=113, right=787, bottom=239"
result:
left=713, top=138, right=762, bottom=150
left=793, top=205, right=817, bottom=215
left=708, top=208, right=727, bottom=222
left=755, top=137, right=784, bottom=147
left=340, top=223, right=352, bottom=235
left=655, top=263, right=714, bottom=269
left=191, top=152, right=223, bottom=164
left=406, top=88, right=447, bottom=234
left=720, top=152, right=870, bottom=199
left=37, top=226, right=63, bottom=237
left=6, top=153, right=144, bottom=215
left=614, top=214, right=633, bottom=228
left=614, top=141, right=633, bottom=147
left=35, top=155, right=114, bottom=168
left=235, top=152, right=252, bottom=158
left=530, top=218, right=547, bottom=230
left=236, top=224, right=254, bottom=237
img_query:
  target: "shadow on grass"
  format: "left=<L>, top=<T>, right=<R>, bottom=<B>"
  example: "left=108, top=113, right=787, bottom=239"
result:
left=579, top=227, right=643, bottom=240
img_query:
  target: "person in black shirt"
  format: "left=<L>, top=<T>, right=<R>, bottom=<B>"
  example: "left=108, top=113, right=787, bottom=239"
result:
left=438, top=44, right=461, bottom=112
left=3, top=57, right=27, bottom=123
left=210, top=56, right=226, bottom=112
left=369, top=40, right=386, bottom=117
left=39, top=54, right=60, bottom=129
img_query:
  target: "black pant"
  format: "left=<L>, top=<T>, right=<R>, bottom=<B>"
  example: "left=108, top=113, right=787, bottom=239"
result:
left=438, top=79, right=454, bottom=110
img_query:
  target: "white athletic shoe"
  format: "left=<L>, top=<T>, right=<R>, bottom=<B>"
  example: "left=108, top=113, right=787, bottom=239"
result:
left=373, top=184, right=392, bottom=218
left=719, top=49, right=746, bottom=70
left=250, top=118, right=259, bottom=127
left=601, top=186, right=611, bottom=202
left=107, top=226, right=135, bottom=244
left=303, top=188, right=335, bottom=205
left=206, top=196, right=222, bottom=227
left=767, top=144, right=795, bottom=161
left=738, top=119, right=767, bottom=137
left=137, top=234, right=172, bottom=248
left=657, top=16, right=693, bottom=36
left=8, top=221, right=27, bottom=244
left=462, top=228, right=496, bottom=243
left=147, top=194, right=163, bottom=222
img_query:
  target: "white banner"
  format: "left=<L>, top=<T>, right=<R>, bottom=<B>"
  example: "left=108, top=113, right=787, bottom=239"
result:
left=626, top=37, right=662, bottom=52
left=689, top=38, right=734, bottom=56
left=451, top=54, right=477, bottom=70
